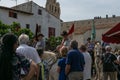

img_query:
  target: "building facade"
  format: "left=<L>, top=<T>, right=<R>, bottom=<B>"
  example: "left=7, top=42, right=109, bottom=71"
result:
left=61, top=15, right=120, bottom=47
left=0, top=1, right=61, bottom=38
left=45, top=0, right=61, bottom=19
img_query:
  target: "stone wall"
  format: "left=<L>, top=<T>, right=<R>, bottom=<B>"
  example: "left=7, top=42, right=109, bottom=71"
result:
left=61, top=16, right=120, bottom=45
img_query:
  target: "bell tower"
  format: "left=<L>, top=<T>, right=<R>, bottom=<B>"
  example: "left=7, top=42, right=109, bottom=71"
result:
left=45, top=0, right=61, bottom=19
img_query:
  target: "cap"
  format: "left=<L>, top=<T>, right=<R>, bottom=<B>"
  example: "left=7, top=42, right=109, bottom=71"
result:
left=61, top=31, right=68, bottom=36
left=37, top=33, right=44, bottom=37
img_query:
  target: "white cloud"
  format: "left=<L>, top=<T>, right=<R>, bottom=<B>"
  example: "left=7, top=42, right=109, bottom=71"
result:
left=0, top=0, right=120, bottom=21
left=57, top=0, right=120, bottom=21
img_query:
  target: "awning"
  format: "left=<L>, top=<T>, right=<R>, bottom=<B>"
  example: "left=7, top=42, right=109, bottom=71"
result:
left=102, top=22, right=120, bottom=44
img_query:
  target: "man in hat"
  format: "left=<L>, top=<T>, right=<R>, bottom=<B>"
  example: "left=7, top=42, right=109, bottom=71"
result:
left=60, top=31, right=71, bottom=49
left=35, top=33, right=45, bottom=52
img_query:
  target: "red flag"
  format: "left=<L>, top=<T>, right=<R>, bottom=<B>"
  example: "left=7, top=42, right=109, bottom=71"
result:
left=68, top=24, right=74, bottom=35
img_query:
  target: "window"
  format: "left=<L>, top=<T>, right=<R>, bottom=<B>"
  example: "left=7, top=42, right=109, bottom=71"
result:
left=55, top=7, right=57, bottom=13
left=26, top=24, right=30, bottom=29
left=35, top=24, right=41, bottom=33
left=9, top=11, right=17, bottom=18
left=38, top=9, right=42, bottom=15
left=52, top=6, right=54, bottom=12
left=48, top=27, right=55, bottom=38
left=49, top=5, right=51, bottom=11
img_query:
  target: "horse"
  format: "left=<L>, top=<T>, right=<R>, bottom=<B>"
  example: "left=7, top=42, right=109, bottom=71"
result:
left=94, top=43, right=103, bottom=80
left=41, top=51, right=59, bottom=80
left=49, top=60, right=59, bottom=80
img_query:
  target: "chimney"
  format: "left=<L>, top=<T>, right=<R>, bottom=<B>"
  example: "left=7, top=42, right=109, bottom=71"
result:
left=112, top=15, right=116, bottom=18
left=106, top=15, right=108, bottom=19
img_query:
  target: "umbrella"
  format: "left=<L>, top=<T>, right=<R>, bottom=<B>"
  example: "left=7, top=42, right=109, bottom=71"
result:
left=102, top=22, right=120, bottom=44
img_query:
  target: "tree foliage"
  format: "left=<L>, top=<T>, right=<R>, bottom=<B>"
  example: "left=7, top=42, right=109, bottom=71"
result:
left=45, top=36, right=62, bottom=51
left=0, top=21, right=33, bottom=38
left=0, top=21, right=63, bottom=51
left=0, top=21, right=10, bottom=36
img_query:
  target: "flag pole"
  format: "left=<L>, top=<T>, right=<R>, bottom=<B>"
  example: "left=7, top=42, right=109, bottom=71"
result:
left=91, top=19, right=96, bottom=41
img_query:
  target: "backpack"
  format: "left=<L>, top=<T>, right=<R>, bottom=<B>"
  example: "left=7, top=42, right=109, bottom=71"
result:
left=102, top=53, right=116, bottom=71
left=103, top=53, right=112, bottom=64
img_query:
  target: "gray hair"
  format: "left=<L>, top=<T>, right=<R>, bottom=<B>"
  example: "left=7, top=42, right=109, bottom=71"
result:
left=105, top=45, right=112, bottom=52
left=70, top=40, right=78, bottom=49
left=18, top=33, right=29, bottom=44
left=105, top=45, right=111, bottom=50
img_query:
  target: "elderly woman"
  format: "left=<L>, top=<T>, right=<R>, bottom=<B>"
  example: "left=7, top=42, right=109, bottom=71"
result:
left=0, top=33, right=38, bottom=80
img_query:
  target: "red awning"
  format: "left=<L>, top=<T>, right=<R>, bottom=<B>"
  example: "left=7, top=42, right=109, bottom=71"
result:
left=102, top=22, right=120, bottom=44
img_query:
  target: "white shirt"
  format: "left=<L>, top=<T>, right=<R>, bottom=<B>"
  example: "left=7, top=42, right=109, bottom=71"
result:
left=35, top=39, right=45, bottom=50
left=82, top=52, right=92, bottom=80
left=16, top=44, right=41, bottom=64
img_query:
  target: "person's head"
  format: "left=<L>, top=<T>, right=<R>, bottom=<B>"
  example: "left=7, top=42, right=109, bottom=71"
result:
left=56, top=45, right=61, bottom=52
left=87, top=37, right=91, bottom=42
left=2, top=33, right=18, bottom=52
left=60, top=46, right=68, bottom=57
left=79, top=45, right=87, bottom=52
left=70, top=40, right=78, bottom=49
left=18, top=33, right=29, bottom=45
left=105, top=45, right=112, bottom=52
left=61, top=31, right=68, bottom=39
left=37, top=33, right=44, bottom=40
left=0, top=33, right=18, bottom=79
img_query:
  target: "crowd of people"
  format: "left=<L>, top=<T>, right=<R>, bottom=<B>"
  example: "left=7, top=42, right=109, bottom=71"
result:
left=0, top=31, right=120, bottom=80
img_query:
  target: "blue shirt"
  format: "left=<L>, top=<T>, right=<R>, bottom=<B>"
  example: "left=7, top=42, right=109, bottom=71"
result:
left=87, top=43, right=94, bottom=51
left=58, top=58, right=66, bottom=80
left=66, top=49, right=85, bottom=72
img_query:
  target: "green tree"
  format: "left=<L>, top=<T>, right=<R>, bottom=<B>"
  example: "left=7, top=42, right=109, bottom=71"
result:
left=10, top=22, right=21, bottom=35
left=45, top=36, right=62, bottom=51
left=17, top=28, right=33, bottom=39
left=0, top=21, right=33, bottom=39
left=10, top=22, right=33, bottom=38
left=0, top=21, right=10, bottom=36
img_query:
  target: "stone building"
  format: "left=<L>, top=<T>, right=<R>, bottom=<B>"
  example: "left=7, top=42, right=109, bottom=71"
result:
left=45, top=0, right=61, bottom=19
left=61, top=15, right=120, bottom=47
left=0, top=1, right=61, bottom=38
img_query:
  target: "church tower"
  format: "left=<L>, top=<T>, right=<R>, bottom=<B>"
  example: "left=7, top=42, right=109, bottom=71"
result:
left=45, top=0, right=61, bottom=19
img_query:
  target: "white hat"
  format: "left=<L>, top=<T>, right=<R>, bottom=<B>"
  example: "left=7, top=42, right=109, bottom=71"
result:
left=105, top=45, right=111, bottom=50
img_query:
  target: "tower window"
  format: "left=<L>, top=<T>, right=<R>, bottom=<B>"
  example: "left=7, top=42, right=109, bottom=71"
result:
left=38, top=9, right=42, bottom=15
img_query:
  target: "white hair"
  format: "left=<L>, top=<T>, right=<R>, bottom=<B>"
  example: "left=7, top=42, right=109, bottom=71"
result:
left=105, top=45, right=111, bottom=50
left=18, top=33, right=29, bottom=44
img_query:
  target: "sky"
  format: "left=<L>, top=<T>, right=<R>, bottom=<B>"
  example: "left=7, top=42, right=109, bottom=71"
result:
left=0, top=0, right=120, bottom=22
